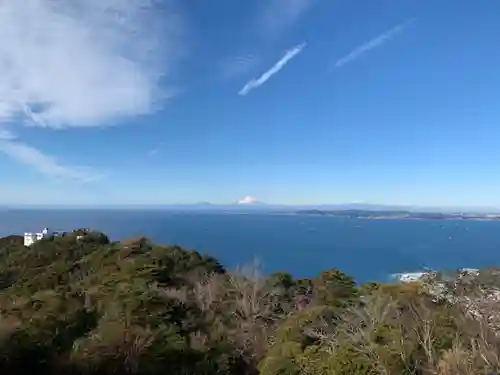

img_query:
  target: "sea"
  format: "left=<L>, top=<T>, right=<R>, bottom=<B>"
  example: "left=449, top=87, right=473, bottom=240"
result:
left=1, top=209, right=500, bottom=283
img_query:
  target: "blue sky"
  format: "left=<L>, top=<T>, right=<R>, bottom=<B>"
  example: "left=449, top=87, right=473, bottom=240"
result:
left=1, top=0, right=499, bottom=207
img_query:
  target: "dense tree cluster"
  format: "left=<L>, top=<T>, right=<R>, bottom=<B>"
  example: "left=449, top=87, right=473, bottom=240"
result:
left=0, top=231, right=499, bottom=374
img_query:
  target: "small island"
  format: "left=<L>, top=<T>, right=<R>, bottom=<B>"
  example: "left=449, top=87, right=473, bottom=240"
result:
left=0, top=229, right=500, bottom=374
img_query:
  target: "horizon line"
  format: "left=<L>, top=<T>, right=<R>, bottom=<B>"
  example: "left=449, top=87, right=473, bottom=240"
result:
left=2, top=202, right=500, bottom=212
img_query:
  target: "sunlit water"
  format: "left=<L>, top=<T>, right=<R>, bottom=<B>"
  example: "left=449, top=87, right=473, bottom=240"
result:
left=1, top=210, right=499, bottom=283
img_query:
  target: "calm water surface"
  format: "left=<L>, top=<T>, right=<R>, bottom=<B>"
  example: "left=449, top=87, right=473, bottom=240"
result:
left=1, top=210, right=499, bottom=282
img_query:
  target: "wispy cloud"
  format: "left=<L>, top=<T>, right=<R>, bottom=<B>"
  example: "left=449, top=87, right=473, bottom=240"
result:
left=0, top=134, right=102, bottom=182
left=0, top=128, right=15, bottom=140
left=219, top=53, right=261, bottom=79
left=260, top=0, right=314, bottom=38
left=334, top=18, right=415, bottom=69
left=224, top=0, right=312, bottom=81
left=239, top=43, right=306, bottom=96
left=148, top=148, right=160, bottom=157
left=147, top=141, right=165, bottom=157
left=0, top=0, right=184, bottom=180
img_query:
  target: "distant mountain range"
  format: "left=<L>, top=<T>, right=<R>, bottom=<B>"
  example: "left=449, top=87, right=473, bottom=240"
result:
left=4, top=202, right=500, bottom=214
left=180, top=202, right=500, bottom=214
left=108, top=202, right=500, bottom=214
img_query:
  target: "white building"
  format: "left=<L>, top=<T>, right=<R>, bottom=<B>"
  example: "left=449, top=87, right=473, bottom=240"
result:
left=24, top=228, right=53, bottom=247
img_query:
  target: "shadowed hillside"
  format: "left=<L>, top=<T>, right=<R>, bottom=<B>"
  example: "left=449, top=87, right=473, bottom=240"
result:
left=0, top=230, right=499, bottom=374
left=0, top=234, right=23, bottom=249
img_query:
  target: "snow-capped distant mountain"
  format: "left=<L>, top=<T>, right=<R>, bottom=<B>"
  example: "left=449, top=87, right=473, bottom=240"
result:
left=236, top=196, right=265, bottom=205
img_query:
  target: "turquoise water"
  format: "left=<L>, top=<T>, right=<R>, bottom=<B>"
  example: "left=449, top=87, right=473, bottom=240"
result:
left=1, top=210, right=500, bottom=282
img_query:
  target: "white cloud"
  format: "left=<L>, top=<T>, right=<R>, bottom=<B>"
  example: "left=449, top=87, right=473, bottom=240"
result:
left=260, top=0, right=313, bottom=37
left=334, top=18, right=415, bottom=68
left=0, top=137, right=102, bottom=182
left=0, top=125, right=101, bottom=182
left=0, top=0, right=184, bottom=180
left=0, top=0, right=183, bottom=129
left=239, top=42, right=306, bottom=96
left=223, top=0, right=312, bottom=82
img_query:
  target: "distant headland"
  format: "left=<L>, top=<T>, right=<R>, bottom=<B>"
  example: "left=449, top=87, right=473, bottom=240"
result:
left=5, top=202, right=500, bottom=218
left=295, top=209, right=500, bottom=221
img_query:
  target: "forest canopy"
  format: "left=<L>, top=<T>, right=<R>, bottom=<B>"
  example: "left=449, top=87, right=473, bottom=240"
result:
left=0, top=231, right=499, bottom=375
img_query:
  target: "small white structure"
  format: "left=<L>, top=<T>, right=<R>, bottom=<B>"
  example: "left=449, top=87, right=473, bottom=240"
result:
left=24, top=227, right=53, bottom=247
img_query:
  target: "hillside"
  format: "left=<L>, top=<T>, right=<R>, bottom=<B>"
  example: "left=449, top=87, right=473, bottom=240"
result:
left=0, top=230, right=499, bottom=374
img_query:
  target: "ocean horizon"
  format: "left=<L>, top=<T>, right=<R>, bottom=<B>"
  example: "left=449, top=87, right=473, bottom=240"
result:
left=1, top=209, right=499, bottom=283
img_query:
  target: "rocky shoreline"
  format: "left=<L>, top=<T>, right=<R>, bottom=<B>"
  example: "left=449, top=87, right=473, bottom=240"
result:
left=401, top=268, right=500, bottom=335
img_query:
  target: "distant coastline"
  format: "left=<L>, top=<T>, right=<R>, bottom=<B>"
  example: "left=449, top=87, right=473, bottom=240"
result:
left=295, top=209, right=500, bottom=221
left=4, top=206, right=500, bottom=221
